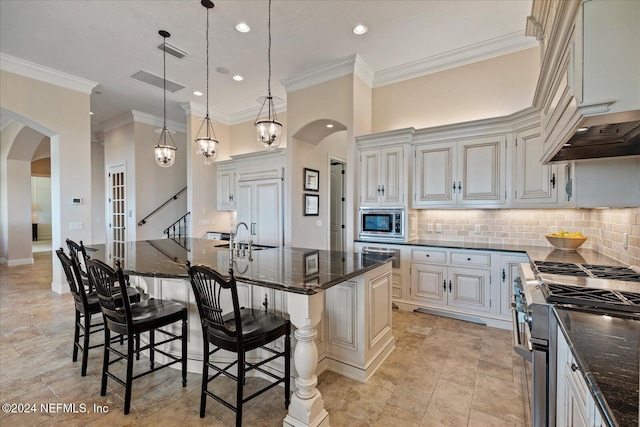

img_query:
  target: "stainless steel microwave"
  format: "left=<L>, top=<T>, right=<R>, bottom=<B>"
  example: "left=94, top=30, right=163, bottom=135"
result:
left=358, top=207, right=405, bottom=241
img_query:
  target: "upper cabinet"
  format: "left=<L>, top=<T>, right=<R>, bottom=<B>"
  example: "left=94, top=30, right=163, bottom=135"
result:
left=528, top=0, right=640, bottom=163
left=357, top=128, right=413, bottom=208
left=413, top=133, right=507, bottom=208
left=216, top=160, right=236, bottom=211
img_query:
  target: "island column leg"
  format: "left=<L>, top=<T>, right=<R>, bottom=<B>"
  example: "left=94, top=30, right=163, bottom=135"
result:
left=283, top=291, right=329, bottom=427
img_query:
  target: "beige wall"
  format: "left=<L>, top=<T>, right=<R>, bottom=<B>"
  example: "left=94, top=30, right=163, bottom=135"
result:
left=0, top=70, right=92, bottom=291
left=416, top=208, right=640, bottom=266
left=371, top=47, right=540, bottom=133
left=91, top=141, right=105, bottom=244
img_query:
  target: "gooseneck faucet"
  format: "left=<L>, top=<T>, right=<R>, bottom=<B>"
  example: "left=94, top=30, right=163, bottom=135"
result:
left=229, top=222, right=249, bottom=255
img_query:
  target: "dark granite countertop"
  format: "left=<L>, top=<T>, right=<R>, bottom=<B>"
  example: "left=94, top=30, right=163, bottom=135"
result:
left=88, top=238, right=392, bottom=295
left=555, top=309, right=639, bottom=427
left=355, top=239, right=627, bottom=266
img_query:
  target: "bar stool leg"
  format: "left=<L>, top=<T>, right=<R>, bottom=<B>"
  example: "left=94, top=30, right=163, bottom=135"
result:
left=199, top=340, right=209, bottom=418
left=81, top=313, right=92, bottom=376
left=73, top=311, right=81, bottom=363
left=124, top=335, right=135, bottom=415
left=101, top=328, right=110, bottom=396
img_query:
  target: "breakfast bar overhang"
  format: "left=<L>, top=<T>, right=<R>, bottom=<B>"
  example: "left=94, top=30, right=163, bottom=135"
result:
left=88, top=238, right=395, bottom=427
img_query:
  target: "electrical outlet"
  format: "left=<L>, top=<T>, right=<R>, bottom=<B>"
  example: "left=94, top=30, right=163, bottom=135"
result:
left=69, top=222, right=83, bottom=230
left=623, top=232, right=629, bottom=249
left=435, top=223, right=442, bottom=233
left=427, top=223, right=434, bottom=232
left=474, top=224, right=481, bottom=234
left=198, top=219, right=210, bottom=226
left=316, top=220, right=322, bottom=227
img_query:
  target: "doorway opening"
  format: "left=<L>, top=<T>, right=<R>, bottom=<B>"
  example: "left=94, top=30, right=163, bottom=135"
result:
left=329, top=158, right=346, bottom=252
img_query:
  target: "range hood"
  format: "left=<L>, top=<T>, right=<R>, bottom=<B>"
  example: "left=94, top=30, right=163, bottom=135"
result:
left=551, top=110, right=640, bottom=162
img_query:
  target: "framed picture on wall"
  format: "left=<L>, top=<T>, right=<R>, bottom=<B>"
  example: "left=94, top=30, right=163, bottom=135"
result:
left=304, top=194, right=319, bottom=216
left=304, top=168, right=319, bottom=192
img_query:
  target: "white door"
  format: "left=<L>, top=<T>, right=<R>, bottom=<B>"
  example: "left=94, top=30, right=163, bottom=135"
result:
left=380, top=146, right=403, bottom=205
left=515, top=127, right=559, bottom=205
left=107, top=164, right=126, bottom=263
left=360, top=148, right=380, bottom=205
left=447, top=267, right=492, bottom=313
left=235, top=181, right=253, bottom=243
left=410, top=263, right=447, bottom=306
left=330, top=161, right=345, bottom=252
left=254, top=179, right=282, bottom=246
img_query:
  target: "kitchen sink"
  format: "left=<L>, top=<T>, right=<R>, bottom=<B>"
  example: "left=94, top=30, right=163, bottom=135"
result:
left=213, top=243, right=275, bottom=251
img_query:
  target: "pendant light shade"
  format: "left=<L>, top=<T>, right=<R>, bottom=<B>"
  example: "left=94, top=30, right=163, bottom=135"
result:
left=194, top=0, right=219, bottom=165
left=254, top=0, right=282, bottom=150
left=155, top=30, right=177, bottom=168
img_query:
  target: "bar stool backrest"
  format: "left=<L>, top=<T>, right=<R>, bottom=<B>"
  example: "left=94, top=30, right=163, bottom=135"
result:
left=86, top=259, right=132, bottom=332
left=56, top=248, right=90, bottom=307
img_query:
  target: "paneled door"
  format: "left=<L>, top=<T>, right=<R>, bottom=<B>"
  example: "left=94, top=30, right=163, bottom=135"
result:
left=107, top=164, right=126, bottom=263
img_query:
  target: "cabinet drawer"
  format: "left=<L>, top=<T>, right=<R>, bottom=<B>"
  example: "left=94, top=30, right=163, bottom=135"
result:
left=449, top=251, right=491, bottom=267
left=411, top=249, right=446, bottom=263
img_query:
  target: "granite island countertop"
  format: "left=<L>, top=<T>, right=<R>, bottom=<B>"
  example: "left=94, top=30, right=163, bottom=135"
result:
left=88, top=238, right=392, bottom=295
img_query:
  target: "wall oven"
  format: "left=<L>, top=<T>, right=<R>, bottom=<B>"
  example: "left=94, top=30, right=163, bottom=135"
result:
left=358, top=207, right=405, bottom=241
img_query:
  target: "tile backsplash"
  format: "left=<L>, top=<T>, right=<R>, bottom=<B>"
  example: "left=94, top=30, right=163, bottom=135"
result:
left=416, top=208, right=639, bottom=266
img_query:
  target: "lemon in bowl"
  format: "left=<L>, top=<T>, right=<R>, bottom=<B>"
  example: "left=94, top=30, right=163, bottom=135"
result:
left=545, top=231, right=588, bottom=251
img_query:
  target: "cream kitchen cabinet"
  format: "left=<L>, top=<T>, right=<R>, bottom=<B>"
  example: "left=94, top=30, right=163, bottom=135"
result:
left=216, top=161, right=236, bottom=211
left=409, top=248, right=492, bottom=316
left=359, top=145, right=405, bottom=206
left=356, top=128, right=413, bottom=208
left=513, top=126, right=563, bottom=207
left=498, top=253, right=529, bottom=319
left=556, top=325, right=604, bottom=427
left=236, top=178, right=283, bottom=247
left=413, top=135, right=507, bottom=208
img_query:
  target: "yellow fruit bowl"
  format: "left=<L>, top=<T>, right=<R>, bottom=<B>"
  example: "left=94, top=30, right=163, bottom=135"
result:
left=545, top=234, right=588, bottom=251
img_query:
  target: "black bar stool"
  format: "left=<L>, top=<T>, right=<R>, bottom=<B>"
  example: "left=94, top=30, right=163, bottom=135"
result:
left=187, top=262, right=291, bottom=426
left=86, top=258, right=187, bottom=415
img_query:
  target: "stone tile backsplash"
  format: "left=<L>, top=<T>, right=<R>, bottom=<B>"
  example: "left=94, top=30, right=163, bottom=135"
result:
left=416, top=208, right=639, bottom=266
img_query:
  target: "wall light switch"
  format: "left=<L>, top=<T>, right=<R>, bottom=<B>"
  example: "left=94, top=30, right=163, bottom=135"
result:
left=623, top=233, right=629, bottom=249
left=435, top=223, right=442, bottom=233
left=475, top=224, right=481, bottom=234
left=69, top=222, right=83, bottom=230
left=316, top=220, right=322, bottom=227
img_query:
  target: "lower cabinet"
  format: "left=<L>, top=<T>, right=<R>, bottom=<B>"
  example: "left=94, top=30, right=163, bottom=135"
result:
left=499, top=254, right=529, bottom=318
left=556, top=325, right=604, bottom=427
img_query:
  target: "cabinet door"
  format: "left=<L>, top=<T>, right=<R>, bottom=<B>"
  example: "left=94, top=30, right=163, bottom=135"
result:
left=458, top=135, right=506, bottom=205
left=235, top=182, right=253, bottom=243
left=216, top=170, right=236, bottom=210
left=447, top=267, right=491, bottom=313
left=360, top=148, right=381, bottom=206
left=410, top=263, right=447, bottom=306
left=253, top=179, right=282, bottom=246
left=514, top=127, right=559, bottom=206
left=413, top=142, right=455, bottom=207
left=499, top=254, right=529, bottom=319
left=380, top=146, right=404, bottom=205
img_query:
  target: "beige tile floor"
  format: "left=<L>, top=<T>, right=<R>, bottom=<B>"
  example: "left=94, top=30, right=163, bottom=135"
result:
left=0, top=252, right=527, bottom=426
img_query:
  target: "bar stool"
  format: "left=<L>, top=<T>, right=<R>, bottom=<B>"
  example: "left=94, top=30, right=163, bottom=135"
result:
left=187, top=262, right=291, bottom=426
left=86, top=258, right=187, bottom=415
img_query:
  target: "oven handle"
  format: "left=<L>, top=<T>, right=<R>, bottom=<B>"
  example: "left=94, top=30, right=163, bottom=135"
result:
left=512, top=296, right=533, bottom=361
left=362, top=247, right=396, bottom=255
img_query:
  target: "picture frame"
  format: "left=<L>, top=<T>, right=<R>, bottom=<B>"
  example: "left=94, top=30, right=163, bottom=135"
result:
left=304, top=193, right=319, bottom=216
left=304, top=168, right=319, bottom=192
left=304, top=250, right=319, bottom=276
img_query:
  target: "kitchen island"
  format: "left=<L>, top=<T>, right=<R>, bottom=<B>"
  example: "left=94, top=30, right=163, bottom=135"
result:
left=88, top=238, right=395, bottom=427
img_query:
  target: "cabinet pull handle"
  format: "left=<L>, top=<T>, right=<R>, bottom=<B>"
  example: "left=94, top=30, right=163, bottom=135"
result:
left=467, top=257, right=471, bottom=261
left=443, top=280, right=447, bottom=291
left=458, top=181, right=462, bottom=193
left=251, top=223, right=256, bottom=235
left=449, top=280, right=452, bottom=292
left=571, top=363, right=579, bottom=372
left=377, top=185, right=381, bottom=195
left=453, top=181, right=456, bottom=192
left=502, top=268, right=506, bottom=283
left=551, top=173, right=556, bottom=189
left=381, top=185, right=384, bottom=196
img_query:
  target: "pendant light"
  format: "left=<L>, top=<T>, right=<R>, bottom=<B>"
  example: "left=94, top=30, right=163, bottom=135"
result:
left=194, top=0, right=219, bottom=165
left=154, top=30, right=177, bottom=167
left=254, top=0, right=282, bottom=150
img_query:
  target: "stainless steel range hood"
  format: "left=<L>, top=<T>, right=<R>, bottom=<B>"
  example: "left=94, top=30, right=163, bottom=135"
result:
left=551, top=110, right=640, bottom=162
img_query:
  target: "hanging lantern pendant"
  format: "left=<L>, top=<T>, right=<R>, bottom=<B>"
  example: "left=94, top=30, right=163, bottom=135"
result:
left=154, top=30, right=177, bottom=168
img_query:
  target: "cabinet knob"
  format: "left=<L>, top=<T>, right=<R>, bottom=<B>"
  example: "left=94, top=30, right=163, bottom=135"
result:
left=449, top=280, right=452, bottom=292
left=551, top=173, right=556, bottom=189
left=502, top=268, right=506, bottom=283
left=425, top=254, right=430, bottom=257
left=571, top=363, right=579, bottom=372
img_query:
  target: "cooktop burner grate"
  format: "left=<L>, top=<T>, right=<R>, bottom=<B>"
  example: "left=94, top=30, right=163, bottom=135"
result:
left=542, top=282, right=640, bottom=314
left=533, top=261, right=640, bottom=282
left=533, top=261, right=589, bottom=276
left=580, top=264, right=640, bottom=282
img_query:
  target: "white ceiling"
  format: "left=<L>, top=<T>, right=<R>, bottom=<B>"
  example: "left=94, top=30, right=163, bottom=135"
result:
left=0, top=0, right=534, bottom=135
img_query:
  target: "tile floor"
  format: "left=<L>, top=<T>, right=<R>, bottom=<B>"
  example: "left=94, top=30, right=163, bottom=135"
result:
left=0, top=252, right=527, bottom=426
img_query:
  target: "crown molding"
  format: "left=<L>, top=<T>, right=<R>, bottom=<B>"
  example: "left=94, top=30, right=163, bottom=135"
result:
left=229, top=101, right=288, bottom=126
left=0, top=53, right=97, bottom=94
left=101, top=110, right=186, bottom=133
left=179, top=102, right=231, bottom=125
left=280, top=54, right=373, bottom=93
left=373, top=31, right=539, bottom=88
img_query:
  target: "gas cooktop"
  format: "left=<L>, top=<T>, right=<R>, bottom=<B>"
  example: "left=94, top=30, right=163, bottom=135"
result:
left=542, top=282, right=640, bottom=315
left=533, top=261, right=640, bottom=282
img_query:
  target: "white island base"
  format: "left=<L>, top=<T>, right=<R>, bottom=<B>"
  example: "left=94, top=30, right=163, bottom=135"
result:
left=131, top=262, right=394, bottom=427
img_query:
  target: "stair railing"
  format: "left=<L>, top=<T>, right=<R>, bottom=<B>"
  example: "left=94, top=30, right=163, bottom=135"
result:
left=164, top=212, right=190, bottom=245
left=137, top=187, right=187, bottom=226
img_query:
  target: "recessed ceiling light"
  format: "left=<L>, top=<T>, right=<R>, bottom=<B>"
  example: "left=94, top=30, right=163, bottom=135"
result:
left=326, top=124, right=334, bottom=128
left=353, top=24, right=368, bottom=35
left=232, top=75, right=244, bottom=81
left=193, top=91, right=203, bottom=96
left=215, top=67, right=230, bottom=75
left=236, top=22, right=250, bottom=33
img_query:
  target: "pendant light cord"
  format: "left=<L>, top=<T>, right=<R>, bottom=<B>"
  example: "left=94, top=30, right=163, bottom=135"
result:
left=206, top=5, right=210, bottom=118
left=268, top=0, right=272, bottom=98
left=162, top=34, right=167, bottom=142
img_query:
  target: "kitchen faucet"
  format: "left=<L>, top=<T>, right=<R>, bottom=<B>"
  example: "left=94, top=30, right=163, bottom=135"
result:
left=229, top=222, right=250, bottom=256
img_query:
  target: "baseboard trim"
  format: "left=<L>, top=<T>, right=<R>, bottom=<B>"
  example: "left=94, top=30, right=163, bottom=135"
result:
left=7, top=257, right=34, bottom=266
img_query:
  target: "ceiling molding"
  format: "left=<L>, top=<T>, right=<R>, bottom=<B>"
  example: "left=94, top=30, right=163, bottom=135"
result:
left=101, top=110, right=186, bottom=133
left=372, top=31, right=539, bottom=88
left=180, top=102, right=231, bottom=126
left=280, top=54, right=373, bottom=93
left=0, top=53, right=97, bottom=94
